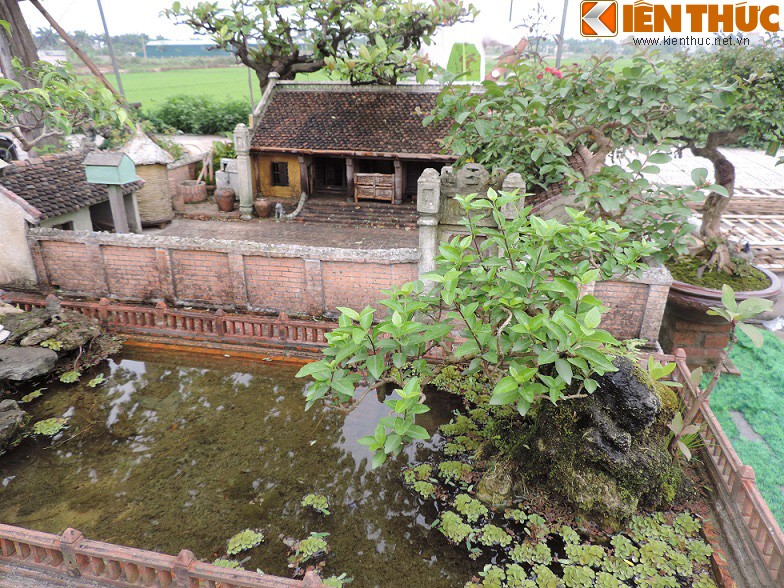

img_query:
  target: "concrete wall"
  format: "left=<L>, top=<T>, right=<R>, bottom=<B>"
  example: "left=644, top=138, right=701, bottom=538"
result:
left=255, top=153, right=301, bottom=199
left=0, top=197, right=36, bottom=289
left=39, top=208, right=93, bottom=231
left=22, top=229, right=418, bottom=317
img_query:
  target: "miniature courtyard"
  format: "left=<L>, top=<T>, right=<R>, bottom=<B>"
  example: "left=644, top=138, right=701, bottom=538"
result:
left=2, top=2, right=784, bottom=588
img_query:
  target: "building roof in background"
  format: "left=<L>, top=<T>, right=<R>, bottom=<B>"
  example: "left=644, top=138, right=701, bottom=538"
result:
left=250, top=82, right=455, bottom=160
left=0, top=152, right=143, bottom=222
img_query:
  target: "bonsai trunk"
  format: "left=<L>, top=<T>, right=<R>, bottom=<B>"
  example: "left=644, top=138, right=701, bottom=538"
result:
left=690, top=129, right=747, bottom=274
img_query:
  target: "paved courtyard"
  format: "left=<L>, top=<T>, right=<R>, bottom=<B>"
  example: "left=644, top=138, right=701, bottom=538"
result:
left=146, top=218, right=417, bottom=250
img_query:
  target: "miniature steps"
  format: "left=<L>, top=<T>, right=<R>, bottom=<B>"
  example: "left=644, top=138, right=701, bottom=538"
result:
left=293, top=198, right=418, bottom=229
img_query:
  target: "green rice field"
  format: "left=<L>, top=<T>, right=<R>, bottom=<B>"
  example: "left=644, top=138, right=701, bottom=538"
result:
left=709, top=329, right=784, bottom=527
left=113, top=66, right=334, bottom=111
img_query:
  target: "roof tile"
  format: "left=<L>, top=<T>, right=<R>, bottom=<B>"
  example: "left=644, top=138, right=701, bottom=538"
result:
left=251, top=87, right=452, bottom=157
left=0, top=152, right=143, bottom=222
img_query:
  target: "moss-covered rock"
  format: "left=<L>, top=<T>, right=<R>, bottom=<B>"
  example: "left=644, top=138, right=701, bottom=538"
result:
left=511, top=358, right=683, bottom=527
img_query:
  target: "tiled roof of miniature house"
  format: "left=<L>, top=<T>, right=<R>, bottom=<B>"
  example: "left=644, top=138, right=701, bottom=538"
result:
left=0, top=152, right=144, bottom=221
left=250, top=82, right=454, bottom=159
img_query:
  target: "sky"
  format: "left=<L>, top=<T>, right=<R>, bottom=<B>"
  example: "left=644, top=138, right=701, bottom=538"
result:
left=19, top=0, right=587, bottom=42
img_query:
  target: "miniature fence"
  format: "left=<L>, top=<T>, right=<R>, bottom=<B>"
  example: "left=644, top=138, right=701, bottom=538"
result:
left=1, top=293, right=334, bottom=352
left=0, top=525, right=321, bottom=588
left=3, top=292, right=783, bottom=585
left=672, top=349, right=784, bottom=587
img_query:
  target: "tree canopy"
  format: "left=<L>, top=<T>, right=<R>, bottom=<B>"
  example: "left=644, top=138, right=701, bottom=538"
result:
left=165, top=0, right=475, bottom=86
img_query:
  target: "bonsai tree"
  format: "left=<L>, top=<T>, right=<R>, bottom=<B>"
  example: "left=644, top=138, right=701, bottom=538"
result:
left=298, top=190, right=684, bottom=522
left=425, top=54, right=728, bottom=266
left=165, top=0, right=476, bottom=86
left=672, top=40, right=784, bottom=275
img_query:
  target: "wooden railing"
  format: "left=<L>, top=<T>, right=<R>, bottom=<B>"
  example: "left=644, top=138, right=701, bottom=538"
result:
left=0, top=525, right=321, bottom=587
left=672, top=349, right=784, bottom=587
left=1, top=293, right=334, bottom=352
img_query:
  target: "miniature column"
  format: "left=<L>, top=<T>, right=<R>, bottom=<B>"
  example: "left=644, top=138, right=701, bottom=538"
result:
left=107, top=185, right=130, bottom=233
left=393, top=159, right=404, bottom=204
left=345, top=158, right=355, bottom=202
left=500, top=172, right=525, bottom=219
left=234, top=123, right=254, bottom=220
left=417, top=168, right=442, bottom=283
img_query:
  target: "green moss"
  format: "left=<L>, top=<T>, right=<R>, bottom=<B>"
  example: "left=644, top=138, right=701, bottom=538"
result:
left=667, top=255, right=769, bottom=291
left=710, top=329, right=784, bottom=526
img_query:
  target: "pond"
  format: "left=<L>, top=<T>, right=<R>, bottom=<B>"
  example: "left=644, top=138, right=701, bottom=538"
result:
left=0, top=346, right=474, bottom=587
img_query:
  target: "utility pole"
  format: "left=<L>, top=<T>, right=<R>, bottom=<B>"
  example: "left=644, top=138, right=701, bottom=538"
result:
left=555, top=0, right=569, bottom=68
left=96, top=0, right=125, bottom=97
left=28, top=0, right=121, bottom=98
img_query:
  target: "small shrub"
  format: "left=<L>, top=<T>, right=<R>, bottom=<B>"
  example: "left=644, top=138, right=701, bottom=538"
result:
left=145, top=94, right=250, bottom=135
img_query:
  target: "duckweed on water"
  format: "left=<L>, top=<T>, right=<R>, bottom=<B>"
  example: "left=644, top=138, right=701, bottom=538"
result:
left=301, top=493, right=331, bottom=516
left=226, top=529, right=264, bottom=555
left=403, top=407, right=721, bottom=588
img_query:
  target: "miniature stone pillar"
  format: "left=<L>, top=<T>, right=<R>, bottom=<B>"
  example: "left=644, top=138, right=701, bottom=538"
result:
left=298, top=155, right=310, bottom=197
left=501, top=172, right=526, bottom=219
left=107, top=185, right=130, bottom=233
left=124, top=192, right=143, bottom=233
left=234, top=123, right=254, bottom=220
left=393, top=159, right=404, bottom=204
left=417, top=168, right=442, bottom=282
left=345, top=158, right=355, bottom=202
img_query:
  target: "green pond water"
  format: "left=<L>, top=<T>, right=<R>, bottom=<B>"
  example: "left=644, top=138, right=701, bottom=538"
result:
left=0, top=347, right=474, bottom=587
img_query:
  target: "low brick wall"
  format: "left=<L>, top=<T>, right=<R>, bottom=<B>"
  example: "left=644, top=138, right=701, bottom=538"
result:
left=23, top=228, right=418, bottom=317
left=660, top=309, right=731, bottom=367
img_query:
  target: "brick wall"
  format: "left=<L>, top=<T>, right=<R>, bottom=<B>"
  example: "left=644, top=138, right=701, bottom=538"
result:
left=20, top=230, right=670, bottom=345
left=23, top=229, right=418, bottom=318
left=660, top=308, right=731, bottom=367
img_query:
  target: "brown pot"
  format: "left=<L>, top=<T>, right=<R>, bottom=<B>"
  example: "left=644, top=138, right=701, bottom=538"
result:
left=178, top=180, right=207, bottom=204
left=254, top=198, right=273, bottom=218
left=667, top=267, right=782, bottom=324
left=215, top=187, right=236, bottom=212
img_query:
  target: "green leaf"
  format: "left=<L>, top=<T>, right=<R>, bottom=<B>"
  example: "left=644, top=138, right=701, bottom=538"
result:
left=366, top=354, right=385, bottom=379
left=736, top=297, right=773, bottom=318
left=371, top=451, right=386, bottom=469
left=737, top=322, right=764, bottom=348
left=584, top=307, right=601, bottom=329
left=720, top=285, right=737, bottom=313
left=554, top=358, right=573, bottom=385
left=490, top=377, right=519, bottom=405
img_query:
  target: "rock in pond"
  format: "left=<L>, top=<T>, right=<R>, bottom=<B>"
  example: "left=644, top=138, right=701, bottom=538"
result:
left=0, top=346, right=58, bottom=382
left=0, top=400, right=28, bottom=456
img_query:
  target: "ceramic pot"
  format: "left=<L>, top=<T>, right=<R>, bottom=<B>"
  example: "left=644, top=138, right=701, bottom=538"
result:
left=667, top=267, right=782, bottom=325
left=215, top=187, right=236, bottom=212
left=254, top=198, right=273, bottom=218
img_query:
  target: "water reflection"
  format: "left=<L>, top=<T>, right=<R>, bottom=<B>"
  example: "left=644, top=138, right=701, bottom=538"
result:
left=0, top=347, right=472, bottom=587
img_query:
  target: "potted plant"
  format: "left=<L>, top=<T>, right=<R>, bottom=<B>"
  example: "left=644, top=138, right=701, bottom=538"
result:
left=664, top=42, right=784, bottom=320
